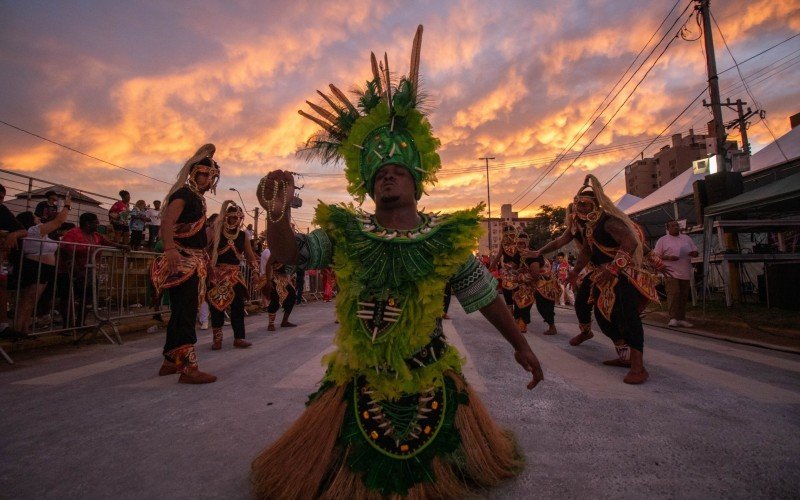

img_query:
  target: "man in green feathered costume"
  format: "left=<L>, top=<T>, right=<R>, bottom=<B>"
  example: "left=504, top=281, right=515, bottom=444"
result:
left=251, top=25, right=544, bottom=499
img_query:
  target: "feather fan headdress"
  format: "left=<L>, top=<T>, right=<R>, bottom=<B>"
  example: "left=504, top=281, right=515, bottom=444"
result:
left=298, top=25, right=441, bottom=203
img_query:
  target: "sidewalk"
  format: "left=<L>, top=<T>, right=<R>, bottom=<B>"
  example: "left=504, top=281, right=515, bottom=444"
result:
left=0, top=304, right=264, bottom=365
left=554, top=303, right=800, bottom=354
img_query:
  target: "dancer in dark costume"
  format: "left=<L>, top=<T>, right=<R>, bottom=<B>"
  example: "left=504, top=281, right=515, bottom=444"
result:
left=567, top=175, right=660, bottom=384
left=151, top=144, right=219, bottom=384
left=206, top=201, right=259, bottom=349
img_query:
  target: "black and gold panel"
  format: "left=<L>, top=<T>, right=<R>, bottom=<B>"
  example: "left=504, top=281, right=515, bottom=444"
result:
left=354, top=377, right=445, bottom=459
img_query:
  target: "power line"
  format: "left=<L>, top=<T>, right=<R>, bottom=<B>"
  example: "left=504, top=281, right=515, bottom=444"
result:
left=517, top=7, right=692, bottom=212
left=0, top=118, right=229, bottom=206
left=603, top=87, right=708, bottom=186
left=711, top=12, right=789, bottom=161
left=0, top=119, right=171, bottom=185
left=508, top=0, right=692, bottom=207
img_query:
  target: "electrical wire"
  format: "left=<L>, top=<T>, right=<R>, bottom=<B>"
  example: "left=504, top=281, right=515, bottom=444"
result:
left=508, top=0, right=692, bottom=207
left=711, top=12, right=790, bottom=161
left=516, top=8, right=692, bottom=212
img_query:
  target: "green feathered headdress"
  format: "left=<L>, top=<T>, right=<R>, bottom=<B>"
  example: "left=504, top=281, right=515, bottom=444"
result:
left=298, top=25, right=441, bottom=203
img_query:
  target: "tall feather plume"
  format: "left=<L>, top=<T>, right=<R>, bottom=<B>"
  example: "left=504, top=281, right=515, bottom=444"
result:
left=306, top=101, right=339, bottom=126
left=370, top=52, right=383, bottom=95
left=317, top=90, right=341, bottom=113
left=328, top=84, right=358, bottom=116
left=298, top=110, right=339, bottom=136
left=382, top=52, right=393, bottom=114
left=409, top=25, right=423, bottom=96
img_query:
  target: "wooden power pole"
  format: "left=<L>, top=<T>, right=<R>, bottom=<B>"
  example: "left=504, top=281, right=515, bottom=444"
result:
left=479, top=156, right=496, bottom=255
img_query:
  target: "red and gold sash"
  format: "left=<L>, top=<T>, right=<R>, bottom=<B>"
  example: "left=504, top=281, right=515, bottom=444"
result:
left=150, top=247, right=209, bottom=307
left=207, top=264, right=247, bottom=311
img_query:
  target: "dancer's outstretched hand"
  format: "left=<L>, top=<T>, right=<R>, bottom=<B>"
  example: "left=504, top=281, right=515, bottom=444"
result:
left=514, top=348, right=544, bottom=390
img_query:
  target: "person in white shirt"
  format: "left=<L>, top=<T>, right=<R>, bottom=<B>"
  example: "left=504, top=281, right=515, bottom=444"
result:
left=146, top=200, right=161, bottom=249
left=653, top=220, right=698, bottom=328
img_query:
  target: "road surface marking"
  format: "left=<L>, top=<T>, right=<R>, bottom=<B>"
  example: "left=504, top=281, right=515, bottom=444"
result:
left=526, top=335, right=649, bottom=400
left=443, top=320, right=487, bottom=393
left=273, top=344, right=336, bottom=389
left=13, top=346, right=169, bottom=386
left=646, top=348, right=800, bottom=404
left=646, top=328, right=800, bottom=374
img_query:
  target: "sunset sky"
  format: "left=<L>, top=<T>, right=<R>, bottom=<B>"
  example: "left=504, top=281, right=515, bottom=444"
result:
left=1, top=0, right=798, bottom=230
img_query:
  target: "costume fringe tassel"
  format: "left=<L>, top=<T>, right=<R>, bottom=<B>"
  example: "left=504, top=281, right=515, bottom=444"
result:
left=250, top=384, right=348, bottom=499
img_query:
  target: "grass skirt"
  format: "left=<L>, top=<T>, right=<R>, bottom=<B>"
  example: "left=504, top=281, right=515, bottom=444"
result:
left=251, top=372, right=522, bottom=499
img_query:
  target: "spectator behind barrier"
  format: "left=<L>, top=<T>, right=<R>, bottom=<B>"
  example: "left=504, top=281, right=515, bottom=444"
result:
left=59, top=212, right=129, bottom=327
left=0, top=184, right=28, bottom=340
left=13, top=192, right=72, bottom=336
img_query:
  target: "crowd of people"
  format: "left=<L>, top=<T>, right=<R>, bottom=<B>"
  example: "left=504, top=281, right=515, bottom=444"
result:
left=107, top=190, right=162, bottom=250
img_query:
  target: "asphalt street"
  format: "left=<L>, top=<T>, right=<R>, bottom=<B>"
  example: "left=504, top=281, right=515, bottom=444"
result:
left=1, top=301, right=798, bottom=499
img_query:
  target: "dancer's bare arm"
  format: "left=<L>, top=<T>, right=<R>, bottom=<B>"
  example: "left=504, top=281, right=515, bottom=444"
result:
left=479, top=296, right=544, bottom=390
left=567, top=242, right=592, bottom=286
left=526, top=227, right=574, bottom=258
left=262, top=170, right=298, bottom=264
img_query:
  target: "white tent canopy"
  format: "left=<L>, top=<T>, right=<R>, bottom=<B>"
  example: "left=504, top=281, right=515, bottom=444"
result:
left=623, top=167, right=703, bottom=215
left=625, top=124, right=800, bottom=216
left=747, top=124, right=800, bottom=173
left=614, top=193, right=642, bottom=212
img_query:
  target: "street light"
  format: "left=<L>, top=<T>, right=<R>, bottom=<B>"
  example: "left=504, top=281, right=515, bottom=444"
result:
left=228, top=187, right=248, bottom=214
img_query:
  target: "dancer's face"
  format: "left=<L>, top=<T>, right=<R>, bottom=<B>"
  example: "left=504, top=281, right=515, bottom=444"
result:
left=374, top=164, right=415, bottom=207
left=194, top=172, right=211, bottom=191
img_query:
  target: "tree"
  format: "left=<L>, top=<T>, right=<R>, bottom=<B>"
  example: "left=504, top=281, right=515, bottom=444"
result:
left=523, top=205, right=567, bottom=250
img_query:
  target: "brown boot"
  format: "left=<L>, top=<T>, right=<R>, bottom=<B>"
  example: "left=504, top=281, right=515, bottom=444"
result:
left=158, top=359, right=178, bottom=376
left=516, top=317, right=527, bottom=333
left=542, top=324, right=557, bottom=335
left=280, top=312, right=296, bottom=328
left=233, top=338, right=252, bottom=348
left=169, top=345, right=217, bottom=384
left=569, top=323, right=594, bottom=346
left=268, top=313, right=276, bottom=331
left=211, top=328, right=223, bottom=350
left=603, top=343, right=631, bottom=368
left=623, top=349, right=649, bottom=384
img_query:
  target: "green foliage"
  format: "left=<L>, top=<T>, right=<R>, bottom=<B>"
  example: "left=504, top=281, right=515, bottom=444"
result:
left=523, top=205, right=567, bottom=250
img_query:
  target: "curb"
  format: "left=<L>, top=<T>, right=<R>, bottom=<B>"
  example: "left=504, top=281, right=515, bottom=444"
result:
left=0, top=304, right=265, bottom=361
left=553, top=304, right=800, bottom=355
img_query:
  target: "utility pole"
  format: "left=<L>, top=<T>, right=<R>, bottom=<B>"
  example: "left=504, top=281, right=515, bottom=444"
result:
left=699, top=0, right=728, bottom=172
left=724, top=98, right=760, bottom=156
left=253, top=207, right=260, bottom=241
left=479, top=156, right=496, bottom=255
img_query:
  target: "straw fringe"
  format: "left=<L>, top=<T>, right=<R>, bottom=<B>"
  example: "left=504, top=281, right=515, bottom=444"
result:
left=319, top=448, right=379, bottom=500
left=451, top=374, right=523, bottom=487
left=250, top=384, right=348, bottom=499
left=251, top=372, right=521, bottom=499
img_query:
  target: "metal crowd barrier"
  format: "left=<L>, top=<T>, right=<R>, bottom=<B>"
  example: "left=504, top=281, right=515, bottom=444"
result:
left=1, top=240, right=337, bottom=365
left=1, top=239, right=169, bottom=364
left=89, top=247, right=167, bottom=345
